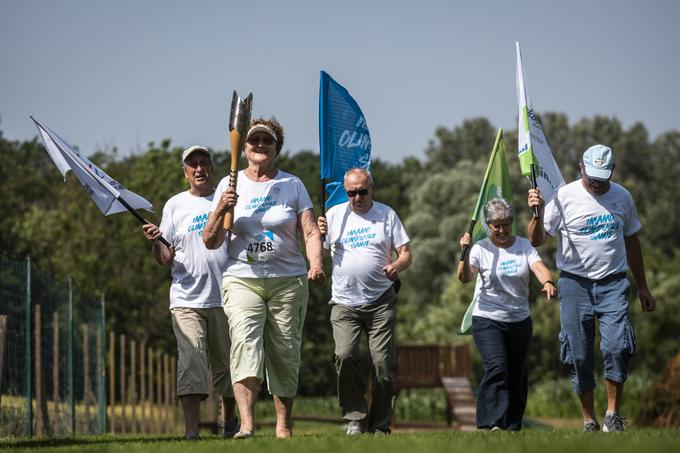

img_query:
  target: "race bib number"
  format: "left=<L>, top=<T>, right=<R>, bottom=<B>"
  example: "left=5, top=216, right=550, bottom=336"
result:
left=245, top=231, right=277, bottom=262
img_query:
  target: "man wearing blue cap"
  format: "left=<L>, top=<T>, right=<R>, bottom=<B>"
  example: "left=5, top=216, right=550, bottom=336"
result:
left=527, top=144, right=656, bottom=433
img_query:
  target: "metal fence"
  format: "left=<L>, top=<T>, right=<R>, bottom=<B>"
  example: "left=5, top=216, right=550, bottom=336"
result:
left=0, top=255, right=106, bottom=437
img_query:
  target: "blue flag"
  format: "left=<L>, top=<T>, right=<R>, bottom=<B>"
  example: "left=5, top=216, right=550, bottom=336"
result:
left=319, top=70, right=371, bottom=210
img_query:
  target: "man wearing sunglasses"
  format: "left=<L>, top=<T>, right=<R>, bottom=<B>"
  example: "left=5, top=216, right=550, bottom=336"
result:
left=527, top=144, right=656, bottom=433
left=318, top=168, right=411, bottom=435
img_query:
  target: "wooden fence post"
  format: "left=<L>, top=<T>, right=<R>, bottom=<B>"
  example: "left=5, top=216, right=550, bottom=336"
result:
left=83, top=323, right=91, bottom=432
left=140, top=341, right=146, bottom=433
left=52, top=312, right=60, bottom=431
left=156, top=351, right=162, bottom=432
left=130, top=339, right=137, bottom=433
left=95, top=318, right=104, bottom=434
left=148, top=346, right=154, bottom=433
left=0, top=315, right=8, bottom=409
left=108, top=331, right=115, bottom=433
left=119, top=334, right=126, bottom=433
left=171, top=356, right=177, bottom=429
left=96, top=294, right=106, bottom=435
left=163, top=353, right=170, bottom=433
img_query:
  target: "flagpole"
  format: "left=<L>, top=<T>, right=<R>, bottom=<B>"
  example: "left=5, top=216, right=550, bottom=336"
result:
left=320, top=179, right=326, bottom=217
left=530, top=164, right=540, bottom=218
left=115, top=196, right=171, bottom=248
left=460, top=129, right=503, bottom=261
left=319, top=71, right=328, bottom=239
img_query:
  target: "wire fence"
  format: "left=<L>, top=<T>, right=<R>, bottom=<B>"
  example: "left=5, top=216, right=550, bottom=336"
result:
left=0, top=255, right=206, bottom=438
left=0, top=255, right=106, bottom=436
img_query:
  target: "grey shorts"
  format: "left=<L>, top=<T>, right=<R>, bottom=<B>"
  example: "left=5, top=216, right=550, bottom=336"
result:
left=171, top=306, right=233, bottom=398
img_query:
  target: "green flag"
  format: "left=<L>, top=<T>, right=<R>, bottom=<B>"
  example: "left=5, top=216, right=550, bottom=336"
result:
left=459, top=129, right=515, bottom=335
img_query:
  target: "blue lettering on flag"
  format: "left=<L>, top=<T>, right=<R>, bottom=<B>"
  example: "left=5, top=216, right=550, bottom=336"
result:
left=319, top=70, right=372, bottom=210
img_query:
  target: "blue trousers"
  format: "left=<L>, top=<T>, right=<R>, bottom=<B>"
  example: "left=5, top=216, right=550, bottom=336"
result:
left=558, top=272, right=635, bottom=395
left=471, top=316, right=532, bottom=431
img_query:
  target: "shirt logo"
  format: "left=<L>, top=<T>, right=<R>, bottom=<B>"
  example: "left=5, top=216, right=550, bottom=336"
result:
left=340, top=226, right=376, bottom=249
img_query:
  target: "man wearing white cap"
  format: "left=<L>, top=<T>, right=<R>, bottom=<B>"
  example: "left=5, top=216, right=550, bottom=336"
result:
left=142, top=145, right=238, bottom=439
left=527, top=144, right=656, bottom=433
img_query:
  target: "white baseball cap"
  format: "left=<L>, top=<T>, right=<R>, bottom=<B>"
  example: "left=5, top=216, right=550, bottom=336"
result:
left=182, top=145, right=211, bottom=163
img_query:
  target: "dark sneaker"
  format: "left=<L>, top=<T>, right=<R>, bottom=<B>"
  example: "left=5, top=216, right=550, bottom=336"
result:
left=583, top=420, right=600, bottom=432
left=373, top=428, right=391, bottom=436
left=603, top=413, right=627, bottom=432
left=223, top=417, right=240, bottom=438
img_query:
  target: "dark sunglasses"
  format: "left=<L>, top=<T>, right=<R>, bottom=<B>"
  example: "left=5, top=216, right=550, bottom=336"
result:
left=346, top=188, right=369, bottom=198
left=248, top=136, right=275, bottom=146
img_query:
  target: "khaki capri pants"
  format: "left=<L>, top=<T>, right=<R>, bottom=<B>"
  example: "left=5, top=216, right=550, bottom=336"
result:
left=171, top=306, right=233, bottom=398
left=221, top=275, right=308, bottom=397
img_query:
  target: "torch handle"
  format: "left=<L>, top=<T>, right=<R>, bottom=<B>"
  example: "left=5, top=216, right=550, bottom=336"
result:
left=223, top=129, right=245, bottom=230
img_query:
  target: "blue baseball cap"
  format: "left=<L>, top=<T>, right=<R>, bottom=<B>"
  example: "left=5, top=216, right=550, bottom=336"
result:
left=582, top=144, right=615, bottom=181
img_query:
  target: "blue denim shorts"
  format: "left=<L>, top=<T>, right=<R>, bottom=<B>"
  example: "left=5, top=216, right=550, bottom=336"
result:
left=558, top=272, right=636, bottom=395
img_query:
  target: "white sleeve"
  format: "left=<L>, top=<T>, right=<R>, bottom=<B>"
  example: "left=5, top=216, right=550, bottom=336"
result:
left=390, top=209, right=410, bottom=249
left=469, top=243, right=481, bottom=270
left=525, top=240, right=542, bottom=266
left=158, top=200, right=175, bottom=246
left=295, top=178, right=314, bottom=214
left=623, top=190, right=641, bottom=236
left=543, top=196, right=562, bottom=237
left=323, top=209, right=332, bottom=250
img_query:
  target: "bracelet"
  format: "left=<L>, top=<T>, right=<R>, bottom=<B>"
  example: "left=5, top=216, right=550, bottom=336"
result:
left=543, top=281, right=556, bottom=288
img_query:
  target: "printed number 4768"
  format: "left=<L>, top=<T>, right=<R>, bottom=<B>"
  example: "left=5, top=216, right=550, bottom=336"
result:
left=247, top=242, right=274, bottom=253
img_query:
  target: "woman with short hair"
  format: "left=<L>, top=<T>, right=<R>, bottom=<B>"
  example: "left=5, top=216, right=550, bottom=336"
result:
left=457, top=197, right=555, bottom=431
left=204, top=117, right=325, bottom=438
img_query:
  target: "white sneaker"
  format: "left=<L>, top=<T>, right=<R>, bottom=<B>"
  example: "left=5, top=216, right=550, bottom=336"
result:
left=346, top=421, right=363, bottom=436
left=603, top=413, right=627, bottom=433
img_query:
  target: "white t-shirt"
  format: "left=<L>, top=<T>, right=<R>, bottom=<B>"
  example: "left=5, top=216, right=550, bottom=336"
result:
left=470, top=237, right=541, bottom=323
left=159, top=191, right=228, bottom=309
left=212, top=170, right=313, bottom=278
left=544, top=180, right=641, bottom=280
left=324, top=201, right=410, bottom=306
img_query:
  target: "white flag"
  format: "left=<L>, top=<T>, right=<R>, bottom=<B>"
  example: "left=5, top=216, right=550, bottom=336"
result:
left=516, top=42, right=565, bottom=203
left=31, top=116, right=153, bottom=215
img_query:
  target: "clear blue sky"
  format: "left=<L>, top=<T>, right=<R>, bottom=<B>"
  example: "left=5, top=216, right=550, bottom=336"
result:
left=1, top=0, right=678, bottom=163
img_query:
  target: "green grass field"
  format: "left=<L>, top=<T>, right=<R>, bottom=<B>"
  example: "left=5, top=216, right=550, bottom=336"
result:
left=2, top=425, right=680, bottom=453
